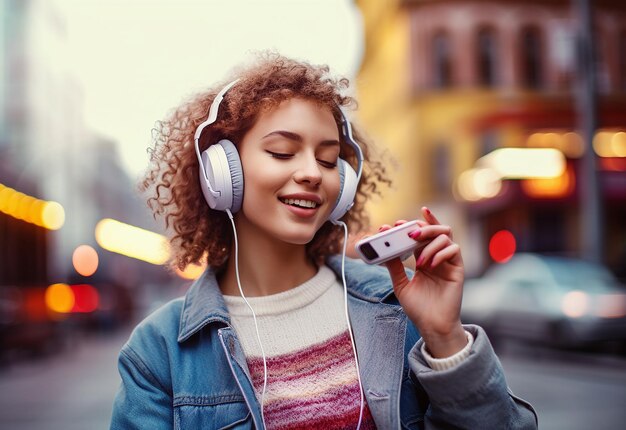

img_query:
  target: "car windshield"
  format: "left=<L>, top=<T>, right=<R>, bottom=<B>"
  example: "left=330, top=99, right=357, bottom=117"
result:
left=545, top=258, right=619, bottom=292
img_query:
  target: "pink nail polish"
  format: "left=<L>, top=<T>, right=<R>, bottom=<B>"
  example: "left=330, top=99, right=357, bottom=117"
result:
left=416, top=256, right=424, bottom=266
left=409, top=228, right=421, bottom=239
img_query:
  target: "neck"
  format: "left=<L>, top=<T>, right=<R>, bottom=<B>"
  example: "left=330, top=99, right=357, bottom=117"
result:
left=219, top=220, right=318, bottom=298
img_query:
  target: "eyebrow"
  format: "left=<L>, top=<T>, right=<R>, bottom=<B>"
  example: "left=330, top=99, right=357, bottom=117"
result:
left=262, top=130, right=340, bottom=147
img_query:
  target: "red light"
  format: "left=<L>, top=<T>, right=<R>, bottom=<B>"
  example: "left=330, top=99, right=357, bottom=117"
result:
left=489, top=230, right=516, bottom=263
left=600, top=157, right=626, bottom=171
left=70, top=284, right=99, bottom=313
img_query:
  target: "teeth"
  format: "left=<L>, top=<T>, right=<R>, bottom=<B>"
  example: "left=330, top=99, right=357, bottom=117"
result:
left=281, top=198, right=318, bottom=208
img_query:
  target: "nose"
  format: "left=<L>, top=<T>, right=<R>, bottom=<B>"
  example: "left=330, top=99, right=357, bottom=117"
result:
left=293, top=153, right=322, bottom=187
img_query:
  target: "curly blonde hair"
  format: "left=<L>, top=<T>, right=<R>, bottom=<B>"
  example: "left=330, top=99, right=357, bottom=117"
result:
left=142, top=52, right=390, bottom=271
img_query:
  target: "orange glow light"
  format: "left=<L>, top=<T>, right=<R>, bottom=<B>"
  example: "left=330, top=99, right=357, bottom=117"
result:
left=45, top=283, right=75, bottom=313
left=521, top=164, right=575, bottom=198
left=489, top=230, right=516, bottom=263
left=72, top=245, right=99, bottom=277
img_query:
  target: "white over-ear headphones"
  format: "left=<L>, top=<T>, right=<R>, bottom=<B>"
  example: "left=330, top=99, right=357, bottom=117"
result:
left=193, top=79, right=363, bottom=223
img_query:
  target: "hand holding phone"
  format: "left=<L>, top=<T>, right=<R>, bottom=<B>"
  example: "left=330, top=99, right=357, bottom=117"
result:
left=355, top=220, right=425, bottom=265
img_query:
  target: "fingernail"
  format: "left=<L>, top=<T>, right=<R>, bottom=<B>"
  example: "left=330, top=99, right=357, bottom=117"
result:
left=408, top=228, right=421, bottom=239
left=416, top=256, right=424, bottom=266
left=425, top=207, right=431, bottom=215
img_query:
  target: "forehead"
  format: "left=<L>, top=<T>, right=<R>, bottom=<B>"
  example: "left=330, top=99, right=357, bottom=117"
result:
left=252, top=98, right=339, bottom=135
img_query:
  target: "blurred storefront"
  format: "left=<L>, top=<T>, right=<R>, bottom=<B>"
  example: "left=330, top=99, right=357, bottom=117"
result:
left=355, top=0, right=626, bottom=277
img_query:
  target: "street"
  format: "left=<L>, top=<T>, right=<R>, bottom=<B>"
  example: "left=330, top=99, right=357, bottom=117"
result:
left=501, top=343, right=626, bottom=429
left=0, top=328, right=127, bottom=430
left=1, top=326, right=625, bottom=429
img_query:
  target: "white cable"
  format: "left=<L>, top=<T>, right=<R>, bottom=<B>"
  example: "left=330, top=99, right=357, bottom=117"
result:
left=337, top=221, right=365, bottom=430
left=225, top=208, right=268, bottom=429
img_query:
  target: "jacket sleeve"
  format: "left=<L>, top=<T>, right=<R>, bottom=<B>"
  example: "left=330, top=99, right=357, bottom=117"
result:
left=110, top=344, right=173, bottom=429
left=408, top=324, right=538, bottom=430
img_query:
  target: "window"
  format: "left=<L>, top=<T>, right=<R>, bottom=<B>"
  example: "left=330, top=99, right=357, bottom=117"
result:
left=520, top=26, right=543, bottom=89
left=477, top=27, right=498, bottom=87
left=432, top=31, right=452, bottom=88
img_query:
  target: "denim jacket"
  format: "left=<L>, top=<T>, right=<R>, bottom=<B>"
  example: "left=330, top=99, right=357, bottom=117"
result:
left=110, top=256, right=537, bottom=429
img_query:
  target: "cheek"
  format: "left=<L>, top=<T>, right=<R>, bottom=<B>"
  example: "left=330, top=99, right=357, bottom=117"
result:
left=325, top=172, right=342, bottom=205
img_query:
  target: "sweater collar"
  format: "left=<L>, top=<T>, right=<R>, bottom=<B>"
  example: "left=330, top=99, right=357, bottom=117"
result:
left=177, top=255, right=397, bottom=343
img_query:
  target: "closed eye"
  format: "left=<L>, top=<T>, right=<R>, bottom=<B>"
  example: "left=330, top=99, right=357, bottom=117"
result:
left=266, top=151, right=293, bottom=160
left=317, top=159, right=337, bottom=169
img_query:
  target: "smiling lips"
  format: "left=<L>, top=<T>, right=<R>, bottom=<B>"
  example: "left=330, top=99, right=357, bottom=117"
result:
left=279, top=198, right=320, bottom=209
left=278, top=195, right=322, bottom=218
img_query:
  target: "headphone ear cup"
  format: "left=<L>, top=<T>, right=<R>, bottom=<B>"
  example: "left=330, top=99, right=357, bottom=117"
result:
left=328, top=159, right=358, bottom=223
left=200, top=139, right=244, bottom=212
left=217, top=140, right=244, bottom=213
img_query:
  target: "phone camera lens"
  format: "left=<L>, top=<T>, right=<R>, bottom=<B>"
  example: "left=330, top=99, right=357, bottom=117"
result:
left=358, top=242, right=379, bottom=261
left=384, top=241, right=390, bottom=247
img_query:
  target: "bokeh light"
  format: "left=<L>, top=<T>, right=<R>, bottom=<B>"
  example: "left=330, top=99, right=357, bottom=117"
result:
left=455, top=167, right=502, bottom=201
left=521, top=165, right=575, bottom=198
left=72, top=245, right=99, bottom=276
left=479, top=148, right=566, bottom=179
left=41, top=201, right=66, bottom=230
left=594, top=130, right=626, bottom=157
left=71, top=284, right=99, bottom=313
left=489, top=230, right=516, bottom=263
left=45, top=283, right=75, bottom=314
left=561, top=290, right=589, bottom=318
left=95, top=218, right=170, bottom=265
left=0, top=183, right=66, bottom=230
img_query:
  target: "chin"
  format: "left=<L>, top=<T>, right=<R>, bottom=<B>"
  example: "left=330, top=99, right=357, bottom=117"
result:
left=275, top=222, right=323, bottom=246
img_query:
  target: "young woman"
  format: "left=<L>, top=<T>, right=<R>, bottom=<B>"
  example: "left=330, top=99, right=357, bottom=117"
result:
left=110, top=53, right=537, bottom=429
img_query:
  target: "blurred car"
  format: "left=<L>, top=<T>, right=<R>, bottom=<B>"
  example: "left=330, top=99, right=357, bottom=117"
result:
left=461, top=253, right=626, bottom=349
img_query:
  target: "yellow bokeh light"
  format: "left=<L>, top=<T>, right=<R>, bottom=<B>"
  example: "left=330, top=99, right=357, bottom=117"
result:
left=611, top=132, right=626, bottom=157
left=526, top=133, right=545, bottom=148
left=0, top=183, right=64, bottom=230
left=455, top=168, right=502, bottom=201
left=527, top=132, right=583, bottom=158
left=45, top=283, right=75, bottom=313
left=593, top=131, right=614, bottom=157
left=479, top=148, right=565, bottom=179
left=30, top=199, right=45, bottom=225
left=7, top=192, right=21, bottom=216
left=95, top=218, right=170, bottom=265
left=41, top=201, right=65, bottom=230
left=72, top=245, right=99, bottom=277
left=521, top=165, right=574, bottom=198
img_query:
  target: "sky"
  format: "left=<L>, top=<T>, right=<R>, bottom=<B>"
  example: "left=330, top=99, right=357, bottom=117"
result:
left=58, top=0, right=364, bottom=179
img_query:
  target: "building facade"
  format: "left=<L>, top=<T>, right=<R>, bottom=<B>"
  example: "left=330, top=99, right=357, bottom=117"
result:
left=355, top=0, right=626, bottom=276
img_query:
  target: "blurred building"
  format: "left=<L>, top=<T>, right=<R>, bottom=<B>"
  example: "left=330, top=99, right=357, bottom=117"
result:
left=1, top=0, right=87, bottom=280
left=1, top=1, right=170, bottom=352
left=355, top=0, right=626, bottom=276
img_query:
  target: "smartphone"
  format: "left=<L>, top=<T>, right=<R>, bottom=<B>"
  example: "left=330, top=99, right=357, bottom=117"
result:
left=355, top=220, right=426, bottom=265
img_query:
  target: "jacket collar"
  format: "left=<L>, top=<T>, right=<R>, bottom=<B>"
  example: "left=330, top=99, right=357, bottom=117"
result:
left=177, top=255, right=397, bottom=343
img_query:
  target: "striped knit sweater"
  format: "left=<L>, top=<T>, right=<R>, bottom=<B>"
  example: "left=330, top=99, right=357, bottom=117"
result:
left=223, top=266, right=376, bottom=430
